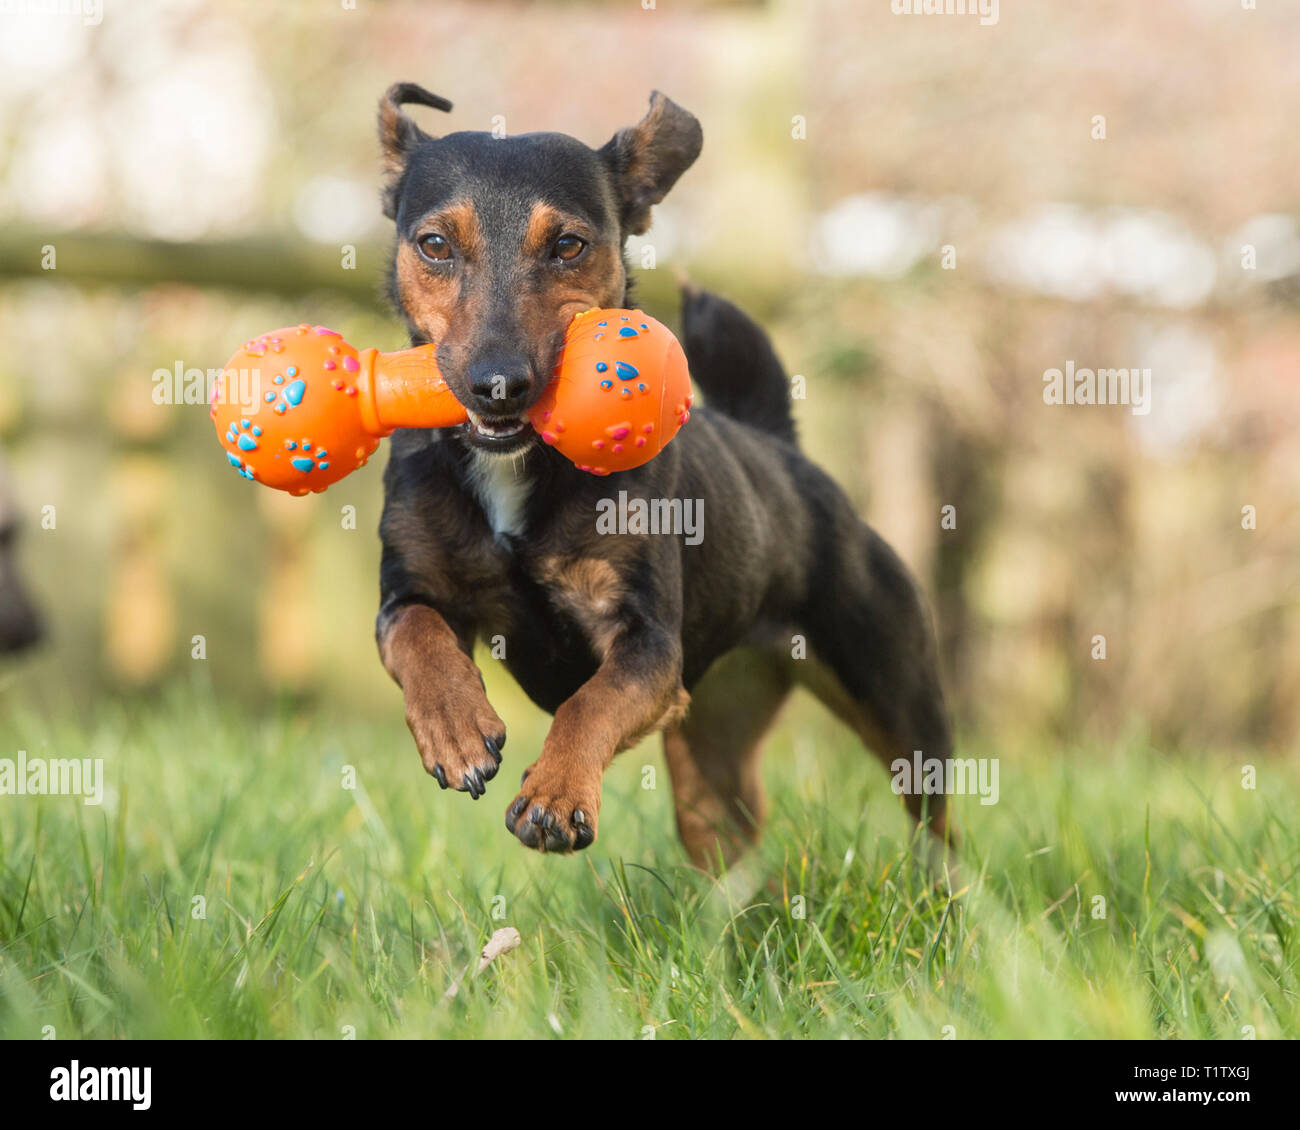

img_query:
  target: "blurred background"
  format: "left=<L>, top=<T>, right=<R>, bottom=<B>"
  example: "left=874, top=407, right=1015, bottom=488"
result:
left=0, top=0, right=1296, bottom=754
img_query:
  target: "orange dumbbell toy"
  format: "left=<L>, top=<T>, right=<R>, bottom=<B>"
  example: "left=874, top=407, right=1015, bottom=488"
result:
left=211, top=310, right=692, bottom=494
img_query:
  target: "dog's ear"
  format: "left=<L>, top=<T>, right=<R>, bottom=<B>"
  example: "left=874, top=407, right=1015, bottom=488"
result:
left=599, top=91, right=702, bottom=236
left=378, top=83, right=453, bottom=219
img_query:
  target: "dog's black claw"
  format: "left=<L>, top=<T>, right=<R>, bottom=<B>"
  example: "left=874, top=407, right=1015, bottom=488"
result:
left=516, top=817, right=540, bottom=848
left=528, top=810, right=569, bottom=852
left=482, top=758, right=499, bottom=783
left=506, top=796, right=527, bottom=833
left=484, top=737, right=502, bottom=764
left=520, top=767, right=531, bottom=786
left=463, top=770, right=484, bottom=799
left=573, top=811, right=595, bottom=850
left=432, top=764, right=448, bottom=789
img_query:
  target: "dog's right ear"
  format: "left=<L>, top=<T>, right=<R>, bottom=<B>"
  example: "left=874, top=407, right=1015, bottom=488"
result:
left=378, top=83, right=453, bottom=219
left=600, top=91, right=703, bottom=236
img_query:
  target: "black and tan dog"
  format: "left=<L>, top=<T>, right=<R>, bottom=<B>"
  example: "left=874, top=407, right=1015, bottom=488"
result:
left=374, top=84, right=953, bottom=865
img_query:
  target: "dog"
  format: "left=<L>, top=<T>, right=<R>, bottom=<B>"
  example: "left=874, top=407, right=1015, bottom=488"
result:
left=0, top=454, right=43, bottom=656
left=374, top=84, right=954, bottom=865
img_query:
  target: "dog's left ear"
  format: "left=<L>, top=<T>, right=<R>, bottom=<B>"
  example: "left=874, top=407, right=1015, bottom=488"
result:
left=600, top=91, right=703, bottom=236
left=378, top=82, right=453, bottom=219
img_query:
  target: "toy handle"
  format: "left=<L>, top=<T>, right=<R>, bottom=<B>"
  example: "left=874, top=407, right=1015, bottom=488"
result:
left=357, top=345, right=468, bottom=434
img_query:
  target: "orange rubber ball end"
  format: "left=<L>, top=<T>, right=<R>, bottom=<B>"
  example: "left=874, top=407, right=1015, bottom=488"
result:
left=527, top=309, right=693, bottom=475
left=210, top=324, right=382, bottom=495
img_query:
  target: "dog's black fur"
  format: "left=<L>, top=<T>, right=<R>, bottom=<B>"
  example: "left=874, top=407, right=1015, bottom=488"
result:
left=374, top=85, right=953, bottom=862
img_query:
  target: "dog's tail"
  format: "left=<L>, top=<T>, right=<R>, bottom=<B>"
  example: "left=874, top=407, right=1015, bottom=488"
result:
left=678, top=282, right=797, bottom=444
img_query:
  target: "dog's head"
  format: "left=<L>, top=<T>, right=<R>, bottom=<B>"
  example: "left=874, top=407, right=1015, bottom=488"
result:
left=379, top=84, right=701, bottom=456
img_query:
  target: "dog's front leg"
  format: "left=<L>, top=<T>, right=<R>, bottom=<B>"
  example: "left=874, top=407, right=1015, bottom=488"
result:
left=506, top=627, right=688, bottom=852
left=379, top=603, right=506, bottom=799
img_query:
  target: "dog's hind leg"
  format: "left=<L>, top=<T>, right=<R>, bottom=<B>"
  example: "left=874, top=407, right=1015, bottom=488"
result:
left=663, top=647, right=793, bottom=869
left=796, top=518, right=956, bottom=847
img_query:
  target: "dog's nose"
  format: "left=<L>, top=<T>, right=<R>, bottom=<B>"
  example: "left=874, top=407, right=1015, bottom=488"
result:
left=467, top=356, right=534, bottom=413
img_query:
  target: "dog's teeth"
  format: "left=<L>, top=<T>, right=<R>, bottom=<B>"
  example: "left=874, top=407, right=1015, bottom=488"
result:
left=467, top=411, right=526, bottom=439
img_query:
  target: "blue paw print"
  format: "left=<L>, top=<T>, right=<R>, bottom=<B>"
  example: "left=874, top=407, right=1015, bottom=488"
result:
left=225, top=417, right=263, bottom=451
left=226, top=452, right=256, bottom=481
left=283, top=439, right=330, bottom=475
left=224, top=418, right=263, bottom=480
left=261, top=368, right=307, bottom=415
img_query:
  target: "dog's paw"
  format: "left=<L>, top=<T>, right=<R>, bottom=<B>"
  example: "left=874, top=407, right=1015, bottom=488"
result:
left=504, top=761, right=599, bottom=853
left=405, top=696, right=505, bottom=800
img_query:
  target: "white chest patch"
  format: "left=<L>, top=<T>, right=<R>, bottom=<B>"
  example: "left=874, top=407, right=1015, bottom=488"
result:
left=468, top=453, right=531, bottom=538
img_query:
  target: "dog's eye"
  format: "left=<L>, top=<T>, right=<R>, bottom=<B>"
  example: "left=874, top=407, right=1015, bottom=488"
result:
left=418, top=233, right=452, bottom=262
left=551, top=235, right=586, bottom=263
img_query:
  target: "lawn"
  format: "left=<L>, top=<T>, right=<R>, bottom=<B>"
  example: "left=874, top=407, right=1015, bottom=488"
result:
left=1, top=678, right=1296, bottom=1040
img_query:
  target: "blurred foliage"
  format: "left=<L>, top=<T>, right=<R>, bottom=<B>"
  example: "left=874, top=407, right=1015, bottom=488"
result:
left=0, top=0, right=1297, bottom=756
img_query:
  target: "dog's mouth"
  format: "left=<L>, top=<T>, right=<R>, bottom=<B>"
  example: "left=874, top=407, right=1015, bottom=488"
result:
left=463, top=410, right=536, bottom=454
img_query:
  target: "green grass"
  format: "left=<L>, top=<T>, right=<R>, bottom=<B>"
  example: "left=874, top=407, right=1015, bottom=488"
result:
left=1, top=680, right=1297, bottom=1040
